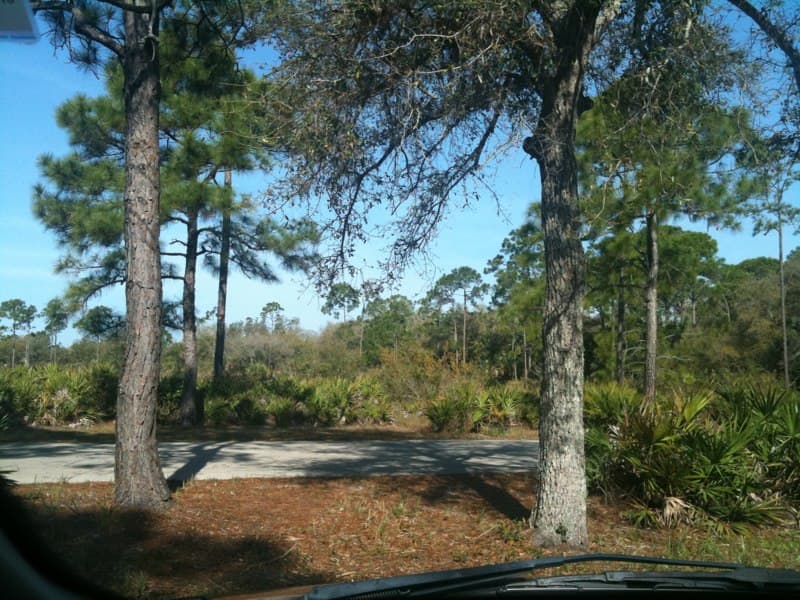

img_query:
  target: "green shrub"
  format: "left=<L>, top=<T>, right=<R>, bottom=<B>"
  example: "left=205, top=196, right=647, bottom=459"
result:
left=34, top=366, right=80, bottom=425
left=424, top=380, right=528, bottom=434
left=205, top=397, right=235, bottom=426
left=0, top=364, right=120, bottom=426
left=265, top=397, right=297, bottom=427
left=505, top=380, right=539, bottom=428
left=715, top=378, right=790, bottom=423
left=0, top=373, right=13, bottom=427
left=377, top=345, right=446, bottom=409
left=231, top=394, right=267, bottom=426
left=585, top=424, right=615, bottom=498
left=84, top=363, right=118, bottom=417
left=265, top=376, right=313, bottom=404
left=485, top=386, right=519, bottom=428
left=306, top=377, right=351, bottom=425
left=0, top=366, right=38, bottom=420
left=157, top=373, right=184, bottom=423
left=584, top=382, right=641, bottom=428
left=424, top=395, right=466, bottom=433
left=346, top=374, right=392, bottom=424
left=424, top=381, right=478, bottom=433
left=584, top=386, right=791, bottom=529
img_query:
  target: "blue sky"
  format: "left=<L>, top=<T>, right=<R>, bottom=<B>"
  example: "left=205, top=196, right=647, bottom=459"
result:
left=1, top=29, right=798, bottom=346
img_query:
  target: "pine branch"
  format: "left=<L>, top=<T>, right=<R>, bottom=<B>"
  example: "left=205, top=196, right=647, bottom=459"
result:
left=32, top=1, right=124, bottom=57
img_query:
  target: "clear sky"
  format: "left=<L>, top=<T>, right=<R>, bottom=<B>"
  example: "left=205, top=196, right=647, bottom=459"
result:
left=1, top=26, right=798, bottom=346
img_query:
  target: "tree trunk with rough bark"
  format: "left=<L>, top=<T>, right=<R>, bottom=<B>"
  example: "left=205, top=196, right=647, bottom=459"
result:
left=644, top=209, right=659, bottom=405
left=180, top=207, right=199, bottom=426
left=214, top=170, right=233, bottom=383
left=462, top=289, right=468, bottom=364
left=615, top=264, right=626, bottom=384
left=511, top=335, right=518, bottom=380
left=778, top=206, right=790, bottom=388
left=114, top=7, right=170, bottom=508
left=524, top=4, right=603, bottom=548
left=523, top=329, right=529, bottom=380
left=453, top=312, right=459, bottom=366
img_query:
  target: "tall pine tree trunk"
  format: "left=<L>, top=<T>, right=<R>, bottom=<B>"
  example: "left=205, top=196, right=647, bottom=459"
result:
left=778, top=204, right=790, bottom=388
left=462, top=290, right=468, bottom=364
left=214, top=170, right=232, bottom=383
left=114, top=7, right=170, bottom=508
left=453, top=311, right=458, bottom=366
left=615, top=264, right=626, bottom=384
left=644, top=209, right=659, bottom=405
left=523, top=329, right=529, bottom=380
left=180, top=207, right=200, bottom=426
left=511, top=334, right=518, bottom=380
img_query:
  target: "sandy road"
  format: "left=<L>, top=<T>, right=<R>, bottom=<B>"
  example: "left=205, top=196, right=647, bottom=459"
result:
left=0, top=439, right=539, bottom=484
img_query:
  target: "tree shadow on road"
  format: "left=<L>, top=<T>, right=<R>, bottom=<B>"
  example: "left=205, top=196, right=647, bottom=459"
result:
left=166, top=442, right=234, bottom=492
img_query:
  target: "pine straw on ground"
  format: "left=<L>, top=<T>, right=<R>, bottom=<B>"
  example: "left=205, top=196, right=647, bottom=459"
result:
left=12, top=473, right=800, bottom=599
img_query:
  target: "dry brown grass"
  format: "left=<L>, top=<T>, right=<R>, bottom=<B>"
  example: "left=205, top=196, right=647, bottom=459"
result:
left=0, top=420, right=538, bottom=444
left=12, top=473, right=800, bottom=599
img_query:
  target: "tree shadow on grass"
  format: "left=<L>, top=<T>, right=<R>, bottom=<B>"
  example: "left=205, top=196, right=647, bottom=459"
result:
left=8, top=490, right=334, bottom=599
left=463, top=474, right=533, bottom=521
left=372, top=472, right=534, bottom=522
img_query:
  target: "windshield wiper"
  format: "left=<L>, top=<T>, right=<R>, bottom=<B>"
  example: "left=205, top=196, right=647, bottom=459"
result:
left=304, top=554, right=800, bottom=599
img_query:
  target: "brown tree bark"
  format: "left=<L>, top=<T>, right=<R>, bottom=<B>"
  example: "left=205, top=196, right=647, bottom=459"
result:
left=644, top=209, right=659, bottom=405
left=523, top=329, right=529, bottom=380
left=615, top=264, right=626, bottom=384
left=453, top=312, right=459, bottom=366
left=114, top=6, right=170, bottom=508
left=462, top=288, right=468, bottom=364
left=778, top=206, right=791, bottom=388
left=214, top=170, right=232, bottom=383
left=524, top=3, right=606, bottom=548
left=180, top=207, right=199, bottom=426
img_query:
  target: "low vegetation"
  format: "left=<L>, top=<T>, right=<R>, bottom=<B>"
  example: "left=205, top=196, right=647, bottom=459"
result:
left=3, top=356, right=799, bottom=534
left=585, top=380, right=800, bottom=530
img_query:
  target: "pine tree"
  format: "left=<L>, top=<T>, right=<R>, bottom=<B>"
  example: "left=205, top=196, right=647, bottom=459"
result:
left=577, top=11, right=754, bottom=402
left=29, top=0, right=275, bottom=504
left=34, top=24, right=318, bottom=426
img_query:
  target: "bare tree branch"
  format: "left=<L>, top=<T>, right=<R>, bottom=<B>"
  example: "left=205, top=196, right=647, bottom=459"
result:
left=728, top=0, right=800, bottom=95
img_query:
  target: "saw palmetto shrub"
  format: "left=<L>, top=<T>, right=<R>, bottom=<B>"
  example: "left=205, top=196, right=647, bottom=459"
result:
left=584, top=381, right=796, bottom=529
left=0, top=364, right=118, bottom=426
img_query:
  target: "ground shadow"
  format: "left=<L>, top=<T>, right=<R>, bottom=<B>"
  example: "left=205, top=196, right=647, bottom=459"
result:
left=7, top=488, right=334, bottom=599
left=368, top=472, right=534, bottom=522
left=464, top=473, right=532, bottom=521
left=167, top=442, right=233, bottom=491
